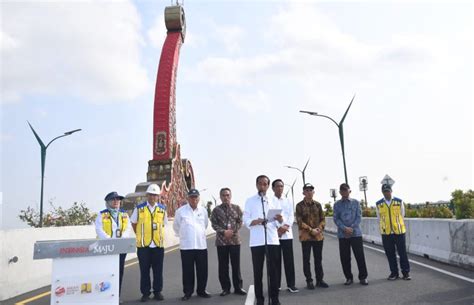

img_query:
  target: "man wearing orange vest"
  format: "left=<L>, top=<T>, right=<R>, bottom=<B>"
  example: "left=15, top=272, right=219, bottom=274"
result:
left=131, top=184, right=168, bottom=302
left=376, top=184, right=411, bottom=281
left=95, top=191, right=133, bottom=296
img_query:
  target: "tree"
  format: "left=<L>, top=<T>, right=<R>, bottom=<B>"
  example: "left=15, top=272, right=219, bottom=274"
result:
left=451, top=189, right=474, bottom=219
left=324, top=202, right=333, bottom=216
left=19, top=200, right=96, bottom=227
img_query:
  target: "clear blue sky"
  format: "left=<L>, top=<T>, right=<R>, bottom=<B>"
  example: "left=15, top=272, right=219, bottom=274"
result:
left=1, top=0, right=473, bottom=229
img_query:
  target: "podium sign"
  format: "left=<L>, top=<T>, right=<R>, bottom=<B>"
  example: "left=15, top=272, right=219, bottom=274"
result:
left=34, top=238, right=135, bottom=305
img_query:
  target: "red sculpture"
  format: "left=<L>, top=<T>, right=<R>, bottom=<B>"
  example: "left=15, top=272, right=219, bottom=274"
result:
left=125, top=5, right=194, bottom=217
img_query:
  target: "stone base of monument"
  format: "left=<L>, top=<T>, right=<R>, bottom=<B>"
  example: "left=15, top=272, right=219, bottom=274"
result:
left=123, top=145, right=195, bottom=217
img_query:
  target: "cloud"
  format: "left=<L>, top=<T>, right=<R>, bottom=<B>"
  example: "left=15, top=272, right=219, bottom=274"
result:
left=1, top=1, right=150, bottom=103
left=228, top=90, right=270, bottom=114
left=215, top=25, right=245, bottom=53
left=147, top=14, right=167, bottom=49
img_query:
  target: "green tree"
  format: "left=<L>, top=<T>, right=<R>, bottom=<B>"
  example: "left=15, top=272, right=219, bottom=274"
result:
left=19, top=201, right=96, bottom=227
left=451, top=189, right=474, bottom=219
left=324, top=202, right=333, bottom=216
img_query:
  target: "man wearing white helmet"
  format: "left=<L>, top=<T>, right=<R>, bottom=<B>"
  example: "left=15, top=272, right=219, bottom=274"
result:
left=131, top=183, right=168, bottom=302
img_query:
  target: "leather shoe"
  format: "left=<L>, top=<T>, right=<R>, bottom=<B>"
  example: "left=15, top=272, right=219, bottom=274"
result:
left=306, top=282, right=315, bottom=290
left=344, top=278, right=353, bottom=285
left=316, top=281, right=329, bottom=288
left=234, top=288, right=247, bottom=295
left=140, top=295, right=150, bottom=302
left=181, top=295, right=191, bottom=301
left=360, top=279, right=369, bottom=285
left=197, top=291, right=211, bottom=298
left=220, top=290, right=230, bottom=296
left=154, top=292, right=164, bottom=301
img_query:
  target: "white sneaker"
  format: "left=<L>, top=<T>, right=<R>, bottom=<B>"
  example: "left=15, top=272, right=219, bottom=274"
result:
left=288, top=286, right=299, bottom=293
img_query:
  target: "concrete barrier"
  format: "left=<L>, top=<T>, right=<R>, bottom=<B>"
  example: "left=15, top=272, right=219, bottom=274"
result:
left=0, top=221, right=215, bottom=301
left=325, top=217, right=474, bottom=270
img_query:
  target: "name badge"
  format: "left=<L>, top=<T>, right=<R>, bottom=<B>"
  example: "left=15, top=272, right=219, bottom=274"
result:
left=152, top=223, right=158, bottom=230
left=116, top=229, right=122, bottom=238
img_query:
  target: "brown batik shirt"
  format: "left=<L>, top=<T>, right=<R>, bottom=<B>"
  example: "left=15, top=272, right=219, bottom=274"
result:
left=210, top=203, right=243, bottom=246
left=295, top=199, right=325, bottom=241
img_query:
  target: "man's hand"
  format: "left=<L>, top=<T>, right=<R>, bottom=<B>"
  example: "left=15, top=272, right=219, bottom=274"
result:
left=274, top=214, right=283, bottom=223
left=224, top=229, right=234, bottom=239
left=309, top=227, right=321, bottom=237
left=250, top=218, right=265, bottom=226
left=343, top=226, right=353, bottom=237
left=277, top=224, right=290, bottom=237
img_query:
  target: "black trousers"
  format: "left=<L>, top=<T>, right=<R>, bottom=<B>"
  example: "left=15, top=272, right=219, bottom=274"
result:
left=119, top=253, right=127, bottom=295
left=137, top=247, right=164, bottom=296
left=301, top=240, right=324, bottom=283
left=277, top=239, right=296, bottom=288
left=180, top=249, right=208, bottom=296
left=217, top=245, right=243, bottom=291
left=338, top=237, right=368, bottom=281
left=251, top=245, right=280, bottom=305
left=382, top=233, right=410, bottom=275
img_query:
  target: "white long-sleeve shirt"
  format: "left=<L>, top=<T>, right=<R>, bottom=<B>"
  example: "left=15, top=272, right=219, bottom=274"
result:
left=173, top=204, right=208, bottom=250
left=95, top=210, right=134, bottom=239
left=243, top=193, right=282, bottom=247
left=130, top=202, right=169, bottom=248
left=274, top=195, right=294, bottom=240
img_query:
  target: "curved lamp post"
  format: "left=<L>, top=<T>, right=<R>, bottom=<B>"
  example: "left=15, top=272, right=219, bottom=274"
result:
left=299, top=95, right=355, bottom=184
left=28, top=121, right=81, bottom=227
left=285, top=158, right=310, bottom=185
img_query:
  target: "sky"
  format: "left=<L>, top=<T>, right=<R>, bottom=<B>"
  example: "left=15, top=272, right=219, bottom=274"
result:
left=1, top=0, right=473, bottom=229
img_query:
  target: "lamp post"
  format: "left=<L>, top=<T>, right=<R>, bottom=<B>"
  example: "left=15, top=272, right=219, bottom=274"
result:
left=285, top=158, right=310, bottom=185
left=300, top=95, right=355, bottom=184
left=28, top=122, right=81, bottom=227
left=284, top=178, right=297, bottom=212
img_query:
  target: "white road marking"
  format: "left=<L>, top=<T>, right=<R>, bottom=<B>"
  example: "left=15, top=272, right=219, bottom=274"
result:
left=363, top=244, right=474, bottom=284
left=245, top=285, right=255, bottom=305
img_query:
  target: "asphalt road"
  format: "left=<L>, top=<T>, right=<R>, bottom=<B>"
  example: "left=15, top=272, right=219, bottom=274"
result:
left=6, top=225, right=474, bottom=305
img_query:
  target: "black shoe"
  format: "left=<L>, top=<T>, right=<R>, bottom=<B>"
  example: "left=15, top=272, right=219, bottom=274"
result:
left=344, top=279, right=353, bottom=286
left=402, top=272, right=411, bottom=280
left=197, top=291, right=211, bottom=298
left=360, top=279, right=369, bottom=285
left=234, top=289, right=247, bottom=295
left=140, top=295, right=150, bottom=302
left=220, top=290, right=230, bottom=296
left=287, top=286, right=299, bottom=293
left=154, top=292, right=164, bottom=301
left=316, top=281, right=329, bottom=288
left=306, top=282, right=315, bottom=290
left=387, top=273, right=399, bottom=281
left=181, top=295, right=191, bottom=301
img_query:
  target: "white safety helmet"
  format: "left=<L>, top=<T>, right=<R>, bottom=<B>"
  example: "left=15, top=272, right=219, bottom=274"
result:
left=146, top=184, right=161, bottom=195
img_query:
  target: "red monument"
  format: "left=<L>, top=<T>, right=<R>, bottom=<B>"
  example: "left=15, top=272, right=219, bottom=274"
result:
left=124, top=5, right=194, bottom=217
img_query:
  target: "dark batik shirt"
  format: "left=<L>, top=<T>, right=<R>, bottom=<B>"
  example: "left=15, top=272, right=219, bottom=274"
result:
left=210, top=203, right=243, bottom=246
left=295, top=199, right=326, bottom=241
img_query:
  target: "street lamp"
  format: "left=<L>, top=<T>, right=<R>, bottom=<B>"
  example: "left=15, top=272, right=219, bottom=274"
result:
left=28, top=121, right=82, bottom=227
left=300, top=95, right=355, bottom=184
left=284, top=178, right=297, bottom=212
left=285, top=158, right=310, bottom=185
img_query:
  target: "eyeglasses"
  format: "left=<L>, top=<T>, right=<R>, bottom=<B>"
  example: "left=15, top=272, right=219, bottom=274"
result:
left=221, top=194, right=231, bottom=197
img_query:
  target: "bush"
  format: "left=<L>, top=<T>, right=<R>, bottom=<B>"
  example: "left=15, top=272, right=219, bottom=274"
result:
left=433, top=206, right=454, bottom=218
left=362, top=207, right=376, bottom=217
left=19, top=201, right=96, bottom=227
left=451, top=189, right=474, bottom=219
left=324, top=203, right=333, bottom=217
left=405, top=208, right=419, bottom=218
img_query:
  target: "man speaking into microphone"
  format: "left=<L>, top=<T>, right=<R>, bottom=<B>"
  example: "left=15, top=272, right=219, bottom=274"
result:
left=243, top=175, right=284, bottom=305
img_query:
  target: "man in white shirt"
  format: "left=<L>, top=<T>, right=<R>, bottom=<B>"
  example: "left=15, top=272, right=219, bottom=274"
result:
left=272, top=179, right=299, bottom=293
left=173, top=189, right=211, bottom=301
left=131, top=184, right=168, bottom=302
left=243, top=175, right=283, bottom=305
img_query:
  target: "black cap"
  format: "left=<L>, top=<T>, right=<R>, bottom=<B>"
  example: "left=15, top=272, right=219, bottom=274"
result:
left=104, top=191, right=124, bottom=201
left=382, top=184, right=392, bottom=192
left=339, top=183, right=350, bottom=191
left=303, top=183, right=315, bottom=190
left=187, top=189, right=200, bottom=197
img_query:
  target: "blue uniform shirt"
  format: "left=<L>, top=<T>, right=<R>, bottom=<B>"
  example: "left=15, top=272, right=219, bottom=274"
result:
left=333, top=198, right=362, bottom=239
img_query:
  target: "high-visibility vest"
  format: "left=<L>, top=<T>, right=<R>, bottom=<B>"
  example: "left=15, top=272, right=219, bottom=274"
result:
left=376, top=197, right=406, bottom=235
left=135, top=202, right=166, bottom=248
left=100, top=209, right=129, bottom=238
